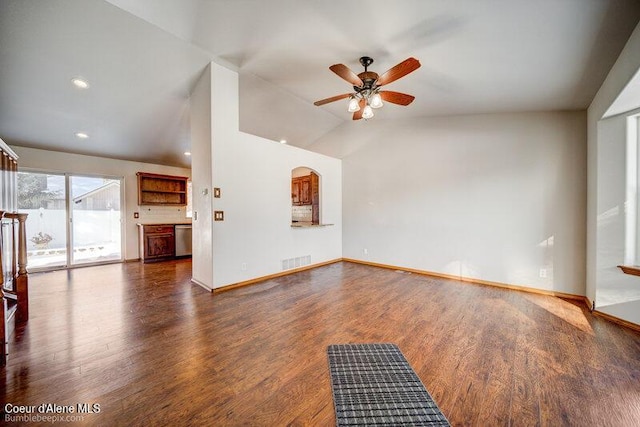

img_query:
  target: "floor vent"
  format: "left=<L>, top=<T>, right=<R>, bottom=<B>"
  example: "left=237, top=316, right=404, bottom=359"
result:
left=282, top=255, right=311, bottom=271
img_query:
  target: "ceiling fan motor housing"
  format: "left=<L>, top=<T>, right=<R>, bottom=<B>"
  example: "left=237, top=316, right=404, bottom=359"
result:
left=356, top=56, right=378, bottom=91
left=355, top=71, right=379, bottom=91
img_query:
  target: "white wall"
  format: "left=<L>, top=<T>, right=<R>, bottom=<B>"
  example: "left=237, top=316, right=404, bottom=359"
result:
left=192, top=63, right=342, bottom=290
left=312, top=111, right=587, bottom=296
left=11, top=146, right=190, bottom=261
left=239, top=71, right=343, bottom=148
left=588, top=21, right=640, bottom=323
left=190, top=65, right=214, bottom=288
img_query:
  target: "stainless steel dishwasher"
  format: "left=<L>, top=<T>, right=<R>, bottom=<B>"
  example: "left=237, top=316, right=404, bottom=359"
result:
left=175, top=224, right=192, bottom=257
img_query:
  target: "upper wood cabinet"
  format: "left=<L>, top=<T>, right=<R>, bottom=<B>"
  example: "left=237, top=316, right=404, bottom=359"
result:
left=292, top=178, right=301, bottom=205
left=300, top=176, right=311, bottom=205
left=292, top=175, right=312, bottom=206
left=137, top=172, right=189, bottom=206
left=291, top=172, right=319, bottom=207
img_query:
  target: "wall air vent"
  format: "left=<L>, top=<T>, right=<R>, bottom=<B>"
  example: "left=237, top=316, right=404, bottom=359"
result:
left=282, top=255, right=311, bottom=271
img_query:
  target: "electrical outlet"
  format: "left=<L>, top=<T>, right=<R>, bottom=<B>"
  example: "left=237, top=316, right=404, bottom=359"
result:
left=241, top=262, right=247, bottom=271
left=539, top=268, right=547, bottom=278
left=363, top=248, right=368, bottom=255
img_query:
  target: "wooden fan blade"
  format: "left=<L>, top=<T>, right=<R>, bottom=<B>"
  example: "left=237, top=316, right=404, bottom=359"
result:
left=330, top=64, right=364, bottom=87
left=314, top=93, right=352, bottom=106
left=376, top=57, right=421, bottom=87
left=379, top=91, right=416, bottom=106
left=353, top=99, right=366, bottom=120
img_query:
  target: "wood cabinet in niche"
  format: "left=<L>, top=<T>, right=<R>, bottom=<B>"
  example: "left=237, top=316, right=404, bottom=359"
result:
left=291, top=170, right=320, bottom=225
left=311, top=173, right=319, bottom=224
left=292, top=179, right=301, bottom=205
left=291, top=173, right=318, bottom=206
left=138, top=225, right=175, bottom=262
left=137, top=172, right=188, bottom=206
left=301, top=177, right=312, bottom=205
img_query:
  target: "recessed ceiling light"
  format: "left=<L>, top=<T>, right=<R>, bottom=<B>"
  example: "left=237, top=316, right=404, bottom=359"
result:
left=184, top=151, right=191, bottom=156
left=71, top=78, right=89, bottom=89
left=75, top=132, right=89, bottom=139
left=280, top=139, right=287, bottom=144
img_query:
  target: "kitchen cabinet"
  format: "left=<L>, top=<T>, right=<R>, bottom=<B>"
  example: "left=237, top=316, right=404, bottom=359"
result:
left=291, top=173, right=318, bottom=206
left=311, top=173, right=319, bottom=224
left=291, top=178, right=301, bottom=205
left=137, top=172, right=188, bottom=206
left=299, top=176, right=311, bottom=205
left=138, top=224, right=175, bottom=262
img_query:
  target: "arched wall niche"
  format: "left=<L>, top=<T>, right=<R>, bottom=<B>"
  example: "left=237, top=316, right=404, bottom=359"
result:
left=291, top=166, right=320, bottom=225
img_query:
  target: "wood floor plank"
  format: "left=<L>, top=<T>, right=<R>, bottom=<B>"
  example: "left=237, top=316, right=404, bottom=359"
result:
left=2, top=260, right=640, bottom=426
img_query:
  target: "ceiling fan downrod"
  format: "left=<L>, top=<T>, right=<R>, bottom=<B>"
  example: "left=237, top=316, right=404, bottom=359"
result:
left=356, top=56, right=378, bottom=92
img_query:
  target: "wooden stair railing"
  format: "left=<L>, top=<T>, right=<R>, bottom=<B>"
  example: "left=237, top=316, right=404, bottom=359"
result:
left=1, top=210, right=29, bottom=366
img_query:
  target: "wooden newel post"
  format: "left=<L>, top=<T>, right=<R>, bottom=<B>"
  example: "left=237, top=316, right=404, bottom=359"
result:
left=16, top=214, right=28, bottom=275
left=15, top=213, right=29, bottom=322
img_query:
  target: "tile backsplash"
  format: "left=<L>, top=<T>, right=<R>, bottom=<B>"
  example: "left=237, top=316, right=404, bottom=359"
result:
left=138, top=206, right=188, bottom=222
left=292, top=205, right=312, bottom=222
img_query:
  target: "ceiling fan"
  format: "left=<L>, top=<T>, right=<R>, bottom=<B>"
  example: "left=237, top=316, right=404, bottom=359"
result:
left=314, top=56, right=421, bottom=120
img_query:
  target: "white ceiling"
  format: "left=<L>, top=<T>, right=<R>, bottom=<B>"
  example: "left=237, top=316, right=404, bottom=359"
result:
left=1, top=0, right=639, bottom=168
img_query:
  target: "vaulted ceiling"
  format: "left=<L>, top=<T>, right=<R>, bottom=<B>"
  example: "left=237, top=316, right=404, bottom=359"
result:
left=1, top=0, right=639, bottom=167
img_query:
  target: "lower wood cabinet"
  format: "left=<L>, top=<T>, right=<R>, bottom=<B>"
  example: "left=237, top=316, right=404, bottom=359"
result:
left=138, top=225, right=175, bottom=262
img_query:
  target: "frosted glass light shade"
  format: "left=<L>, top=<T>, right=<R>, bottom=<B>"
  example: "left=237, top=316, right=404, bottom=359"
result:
left=370, top=93, right=383, bottom=108
left=347, top=98, right=360, bottom=112
left=362, top=105, right=374, bottom=119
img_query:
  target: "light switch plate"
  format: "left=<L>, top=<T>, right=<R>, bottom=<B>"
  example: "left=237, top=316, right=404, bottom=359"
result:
left=214, top=211, right=224, bottom=221
left=214, top=187, right=221, bottom=198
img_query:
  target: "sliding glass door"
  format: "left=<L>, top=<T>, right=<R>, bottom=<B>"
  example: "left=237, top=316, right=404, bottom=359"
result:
left=70, top=175, right=122, bottom=265
left=17, top=171, right=68, bottom=269
left=18, top=171, right=123, bottom=270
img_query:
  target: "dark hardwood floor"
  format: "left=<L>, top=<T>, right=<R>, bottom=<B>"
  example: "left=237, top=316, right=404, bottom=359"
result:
left=2, top=260, right=640, bottom=426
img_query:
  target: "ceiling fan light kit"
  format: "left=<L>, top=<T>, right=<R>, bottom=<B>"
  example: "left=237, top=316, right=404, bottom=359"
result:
left=314, top=56, right=420, bottom=120
left=347, top=97, right=360, bottom=112
left=370, top=92, right=383, bottom=109
left=362, top=105, right=374, bottom=119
